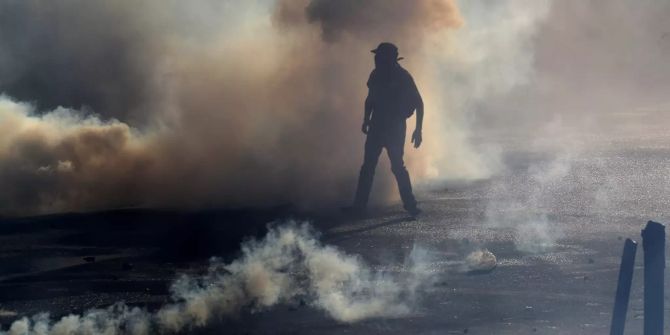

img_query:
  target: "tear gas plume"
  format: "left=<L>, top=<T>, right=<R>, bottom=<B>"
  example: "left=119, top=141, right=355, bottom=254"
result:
left=3, top=0, right=668, bottom=222
left=0, top=0, right=553, bottom=215
left=0, top=223, right=435, bottom=334
left=0, top=0, right=458, bottom=214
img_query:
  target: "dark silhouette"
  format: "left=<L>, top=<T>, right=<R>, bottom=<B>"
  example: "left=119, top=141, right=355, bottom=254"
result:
left=347, top=42, right=424, bottom=217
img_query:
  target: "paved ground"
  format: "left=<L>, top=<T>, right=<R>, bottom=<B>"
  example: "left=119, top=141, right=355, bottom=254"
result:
left=0, top=113, right=669, bottom=334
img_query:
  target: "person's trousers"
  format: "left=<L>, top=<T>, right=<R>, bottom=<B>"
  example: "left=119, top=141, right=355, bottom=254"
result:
left=353, top=123, right=417, bottom=210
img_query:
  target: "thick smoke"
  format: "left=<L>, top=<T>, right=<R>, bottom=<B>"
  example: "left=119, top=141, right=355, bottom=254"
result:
left=0, top=223, right=434, bottom=334
left=5, top=0, right=618, bottom=215
left=0, top=97, right=157, bottom=213
left=0, top=0, right=478, bottom=215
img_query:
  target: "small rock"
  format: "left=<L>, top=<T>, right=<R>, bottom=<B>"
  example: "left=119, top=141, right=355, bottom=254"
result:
left=122, top=262, right=134, bottom=271
left=83, top=256, right=96, bottom=263
left=463, top=328, right=468, bottom=334
left=588, top=258, right=595, bottom=264
left=466, top=249, right=497, bottom=273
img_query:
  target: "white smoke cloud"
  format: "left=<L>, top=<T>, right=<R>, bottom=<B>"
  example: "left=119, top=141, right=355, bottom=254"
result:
left=409, top=0, right=552, bottom=182
left=0, top=222, right=436, bottom=334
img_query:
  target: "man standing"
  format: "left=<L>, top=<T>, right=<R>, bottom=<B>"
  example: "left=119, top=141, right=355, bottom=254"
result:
left=348, top=42, right=423, bottom=216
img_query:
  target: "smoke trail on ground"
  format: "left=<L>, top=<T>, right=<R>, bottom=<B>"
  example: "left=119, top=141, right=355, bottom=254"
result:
left=0, top=223, right=435, bottom=334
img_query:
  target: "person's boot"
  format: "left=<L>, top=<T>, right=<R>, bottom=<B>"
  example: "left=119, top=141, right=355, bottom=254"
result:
left=404, top=204, right=421, bottom=217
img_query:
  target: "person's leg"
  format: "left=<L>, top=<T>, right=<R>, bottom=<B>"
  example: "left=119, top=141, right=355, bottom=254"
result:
left=386, top=127, right=418, bottom=212
left=353, top=134, right=383, bottom=209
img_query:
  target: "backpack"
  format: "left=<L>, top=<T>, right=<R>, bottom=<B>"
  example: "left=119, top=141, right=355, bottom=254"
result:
left=368, top=66, right=420, bottom=119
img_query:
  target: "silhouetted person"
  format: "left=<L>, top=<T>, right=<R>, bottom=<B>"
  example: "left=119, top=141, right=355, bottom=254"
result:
left=347, top=42, right=423, bottom=216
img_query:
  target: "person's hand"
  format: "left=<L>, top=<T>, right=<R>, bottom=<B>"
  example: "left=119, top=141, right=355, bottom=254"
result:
left=411, top=129, right=422, bottom=148
left=361, top=121, right=370, bottom=135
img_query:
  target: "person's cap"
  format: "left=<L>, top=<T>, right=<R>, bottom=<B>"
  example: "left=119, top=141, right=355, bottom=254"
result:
left=371, top=42, right=404, bottom=60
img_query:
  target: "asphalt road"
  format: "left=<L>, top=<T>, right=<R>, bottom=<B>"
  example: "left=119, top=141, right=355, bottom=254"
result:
left=0, top=113, right=669, bottom=334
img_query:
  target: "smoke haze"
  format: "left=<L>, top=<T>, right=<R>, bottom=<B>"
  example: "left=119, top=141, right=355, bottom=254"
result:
left=473, top=0, right=670, bottom=132
left=469, top=0, right=670, bottom=253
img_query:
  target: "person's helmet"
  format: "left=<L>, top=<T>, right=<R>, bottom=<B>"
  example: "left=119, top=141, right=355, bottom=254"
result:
left=371, top=42, right=404, bottom=61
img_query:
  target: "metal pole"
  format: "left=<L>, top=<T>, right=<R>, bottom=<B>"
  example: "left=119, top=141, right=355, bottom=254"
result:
left=610, top=238, right=637, bottom=335
left=642, top=221, right=665, bottom=335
